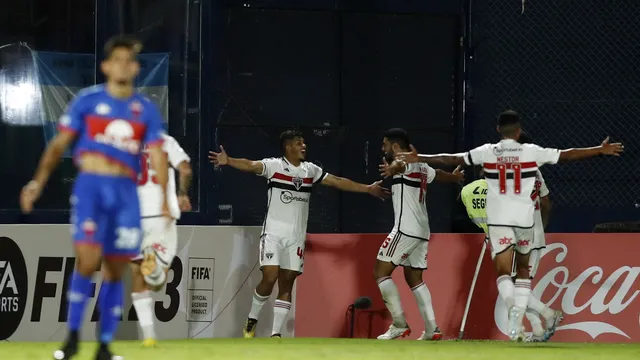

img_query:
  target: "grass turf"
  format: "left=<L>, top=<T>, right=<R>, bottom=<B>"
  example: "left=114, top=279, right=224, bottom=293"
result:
left=2, top=338, right=640, bottom=360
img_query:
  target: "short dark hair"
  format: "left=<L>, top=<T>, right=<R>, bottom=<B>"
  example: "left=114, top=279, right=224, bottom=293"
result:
left=498, top=110, right=521, bottom=137
left=518, top=131, right=533, bottom=144
left=279, top=129, right=303, bottom=151
left=104, top=35, right=142, bottom=58
left=383, top=128, right=411, bottom=150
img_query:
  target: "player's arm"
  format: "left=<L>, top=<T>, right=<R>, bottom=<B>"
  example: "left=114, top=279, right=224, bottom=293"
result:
left=379, top=159, right=406, bottom=178
left=208, top=145, right=264, bottom=175
left=434, top=166, right=465, bottom=184
left=20, top=98, right=83, bottom=213
left=395, top=145, right=470, bottom=167
left=557, top=137, right=623, bottom=162
left=539, top=195, right=552, bottom=229
left=165, top=136, right=193, bottom=211
left=321, top=174, right=390, bottom=199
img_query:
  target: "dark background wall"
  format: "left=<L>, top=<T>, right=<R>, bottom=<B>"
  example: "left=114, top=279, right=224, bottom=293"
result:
left=1, top=0, right=636, bottom=232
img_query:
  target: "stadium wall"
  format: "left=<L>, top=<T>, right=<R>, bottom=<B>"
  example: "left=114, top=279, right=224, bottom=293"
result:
left=0, top=225, right=296, bottom=341
left=1, top=225, right=638, bottom=342
left=296, top=233, right=640, bottom=343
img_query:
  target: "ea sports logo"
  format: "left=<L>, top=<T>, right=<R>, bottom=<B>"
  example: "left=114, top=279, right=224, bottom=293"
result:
left=0, top=237, right=28, bottom=340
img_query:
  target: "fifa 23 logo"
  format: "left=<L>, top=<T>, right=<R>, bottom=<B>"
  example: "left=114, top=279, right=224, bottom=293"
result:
left=495, top=243, right=640, bottom=339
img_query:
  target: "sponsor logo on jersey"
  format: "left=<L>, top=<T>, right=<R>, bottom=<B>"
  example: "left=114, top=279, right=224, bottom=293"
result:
left=92, top=119, right=143, bottom=154
left=0, top=237, right=28, bottom=340
left=280, top=191, right=309, bottom=204
left=95, top=103, right=111, bottom=115
left=516, top=239, right=530, bottom=247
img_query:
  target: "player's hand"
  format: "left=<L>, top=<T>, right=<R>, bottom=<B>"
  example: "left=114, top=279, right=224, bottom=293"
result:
left=20, top=181, right=42, bottom=214
left=452, top=165, right=465, bottom=184
left=208, top=145, right=229, bottom=167
left=599, top=136, right=624, bottom=156
left=395, top=144, right=420, bottom=164
left=178, top=194, right=192, bottom=212
left=367, top=180, right=391, bottom=200
left=379, top=158, right=393, bottom=178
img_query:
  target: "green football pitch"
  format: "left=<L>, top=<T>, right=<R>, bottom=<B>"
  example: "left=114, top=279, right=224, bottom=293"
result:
left=2, top=338, right=639, bottom=360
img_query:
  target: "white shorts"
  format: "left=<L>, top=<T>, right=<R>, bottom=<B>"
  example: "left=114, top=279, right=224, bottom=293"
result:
left=132, top=217, right=178, bottom=269
left=376, top=229, right=428, bottom=269
left=487, top=226, right=534, bottom=258
left=259, top=233, right=305, bottom=273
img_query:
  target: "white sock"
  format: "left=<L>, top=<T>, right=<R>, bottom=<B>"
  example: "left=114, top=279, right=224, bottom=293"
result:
left=525, top=309, right=545, bottom=336
left=377, top=276, right=407, bottom=328
left=132, top=291, right=156, bottom=340
left=248, top=290, right=270, bottom=320
left=272, top=300, right=291, bottom=335
left=527, top=293, right=555, bottom=320
left=496, top=275, right=515, bottom=310
left=514, top=279, right=531, bottom=310
left=411, top=282, right=437, bottom=333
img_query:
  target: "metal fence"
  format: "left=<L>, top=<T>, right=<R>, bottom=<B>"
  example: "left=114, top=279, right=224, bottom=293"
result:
left=468, top=0, right=640, bottom=211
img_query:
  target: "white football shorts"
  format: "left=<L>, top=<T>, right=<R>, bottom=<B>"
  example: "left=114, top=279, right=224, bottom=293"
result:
left=376, top=229, right=428, bottom=269
left=259, top=233, right=306, bottom=273
left=132, top=217, right=178, bottom=269
left=487, top=225, right=534, bottom=258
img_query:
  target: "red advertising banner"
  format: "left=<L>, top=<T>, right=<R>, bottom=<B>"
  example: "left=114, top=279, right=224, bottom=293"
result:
left=295, top=233, right=640, bottom=342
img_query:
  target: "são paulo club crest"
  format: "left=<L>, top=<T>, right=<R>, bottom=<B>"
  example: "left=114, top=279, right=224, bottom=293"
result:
left=292, top=176, right=303, bottom=190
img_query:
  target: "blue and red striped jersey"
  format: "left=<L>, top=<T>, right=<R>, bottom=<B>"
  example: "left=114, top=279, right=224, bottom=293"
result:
left=57, top=84, right=165, bottom=176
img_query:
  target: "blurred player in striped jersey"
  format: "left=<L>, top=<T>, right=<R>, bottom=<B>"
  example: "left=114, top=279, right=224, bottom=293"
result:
left=377, top=129, right=464, bottom=340
left=397, top=110, right=623, bottom=340
left=460, top=131, right=563, bottom=342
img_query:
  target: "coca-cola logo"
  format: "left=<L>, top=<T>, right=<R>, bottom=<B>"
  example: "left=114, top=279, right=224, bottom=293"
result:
left=495, top=243, right=640, bottom=339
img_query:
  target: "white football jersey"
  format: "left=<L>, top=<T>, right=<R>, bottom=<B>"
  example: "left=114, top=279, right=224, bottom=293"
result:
left=391, top=163, right=437, bottom=239
left=532, top=170, right=550, bottom=227
left=463, top=139, right=560, bottom=227
left=259, top=157, right=328, bottom=239
left=137, top=134, right=191, bottom=219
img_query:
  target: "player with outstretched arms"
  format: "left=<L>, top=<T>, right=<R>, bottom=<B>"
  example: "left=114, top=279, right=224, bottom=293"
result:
left=209, top=130, right=389, bottom=338
left=20, top=36, right=169, bottom=360
left=460, top=132, right=562, bottom=342
left=131, top=134, right=192, bottom=347
left=397, top=110, right=623, bottom=341
left=376, top=129, right=465, bottom=340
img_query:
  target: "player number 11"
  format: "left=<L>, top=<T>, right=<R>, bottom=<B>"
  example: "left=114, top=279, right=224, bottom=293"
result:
left=497, top=163, right=521, bottom=194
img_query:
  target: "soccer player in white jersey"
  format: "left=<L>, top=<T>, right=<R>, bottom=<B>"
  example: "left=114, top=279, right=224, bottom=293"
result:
left=516, top=132, right=563, bottom=342
left=376, top=129, right=464, bottom=340
left=396, top=110, right=623, bottom=340
left=208, top=129, right=389, bottom=338
left=131, top=133, right=192, bottom=347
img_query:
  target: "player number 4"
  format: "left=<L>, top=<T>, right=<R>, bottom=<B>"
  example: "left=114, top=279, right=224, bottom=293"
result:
left=497, top=164, right=522, bottom=194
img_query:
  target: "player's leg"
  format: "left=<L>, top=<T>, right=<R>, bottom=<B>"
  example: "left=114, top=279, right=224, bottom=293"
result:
left=244, top=234, right=280, bottom=338
left=403, top=241, right=441, bottom=341
left=510, top=227, right=536, bottom=341
left=488, top=226, right=523, bottom=340
left=130, top=217, right=176, bottom=346
left=94, top=179, right=143, bottom=360
left=269, top=238, right=304, bottom=338
left=525, top=245, right=563, bottom=342
left=374, top=231, right=411, bottom=339
left=55, top=176, right=104, bottom=360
